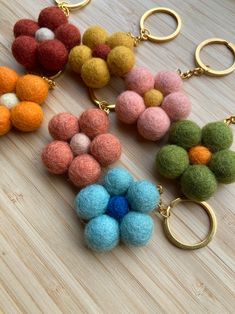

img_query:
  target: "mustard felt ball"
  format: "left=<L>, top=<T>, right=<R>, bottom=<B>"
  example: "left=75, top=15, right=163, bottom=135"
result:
left=107, top=46, right=135, bottom=77
left=81, top=58, right=110, bottom=88
left=69, top=45, right=92, bottom=74
left=82, top=26, right=109, bottom=50
left=106, top=32, right=134, bottom=49
left=144, top=89, right=163, bottom=107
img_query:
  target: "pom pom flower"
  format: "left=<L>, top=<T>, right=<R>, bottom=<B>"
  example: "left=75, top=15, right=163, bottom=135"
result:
left=41, top=109, right=122, bottom=188
left=156, top=120, right=235, bottom=201
left=75, top=167, right=160, bottom=252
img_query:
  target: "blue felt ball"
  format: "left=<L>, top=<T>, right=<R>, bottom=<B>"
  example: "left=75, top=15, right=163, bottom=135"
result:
left=106, top=196, right=129, bottom=221
left=103, top=167, right=134, bottom=195
left=75, top=184, right=110, bottom=220
left=127, top=180, right=160, bottom=213
left=120, top=212, right=154, bottom=246
left=84, top=215, right=119, bottom=252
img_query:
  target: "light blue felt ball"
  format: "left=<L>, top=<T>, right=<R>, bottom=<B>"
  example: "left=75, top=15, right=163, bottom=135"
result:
left=84, top=215, right=120, bottom=252
left=75, top=184, right=110, bottom=220
left=103, top=167, right=134, bottom=195
left=127, top=180, right=160, bottom=213
left=120, top=212, right=154, bottom=246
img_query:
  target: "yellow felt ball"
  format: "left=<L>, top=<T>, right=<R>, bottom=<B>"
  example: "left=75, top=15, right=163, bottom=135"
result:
left=0, top=105, right=11, bottom=135
left=144, top=89, right=164, bottom=107
left=69, top=45, right=92, bottom=74
left=11, top=101, right=44, bottom=132
left=83, top=26, right=109, bottom=50
left=0, top=66, right=19, bottom=95
left=106, top=32, right=134, bottom=50
left=107, top=46, right=135, bottom=77
left=81, top=58, right=110, bottom=88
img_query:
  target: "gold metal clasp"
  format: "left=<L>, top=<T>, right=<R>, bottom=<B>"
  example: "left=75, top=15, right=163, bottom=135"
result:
left=89, top=88, right=115, bottom=114
left=224, top=115, right=235, bottom=125
left=55, top=0, right=91, bottom=16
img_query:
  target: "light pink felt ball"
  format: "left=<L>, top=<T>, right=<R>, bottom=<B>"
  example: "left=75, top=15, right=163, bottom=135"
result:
left=137, top=107, right=171, bottom=141
left=116, top=91, right=146, bottom=124
left=125, top=67, right=154, bottom=95
left=161, top=92, right=191, bottom=121
left=70, top=133, right=91, bottom=156
left=49, top=112, right=79, bottom=141
left=154, top=71, right=183, bottom=95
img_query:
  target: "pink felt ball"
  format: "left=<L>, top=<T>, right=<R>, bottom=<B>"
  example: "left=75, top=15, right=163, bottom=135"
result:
left=49, top=112, right=79, bottom=141
left=41, top=141, right=73, bottom=174
left=154, top=71, right=183, bottom=95
left=161, top=92, right=191, bottom=121
left=90, top=133, right=122, bottom=166
left=92, top=44, right=111, bottom=60
left=116, top=91, right=145, bottom=124
left=125, top=67, right=154, bottom=95
left=70, top=133, right=91, bottom=156
left=68, top=154, right=101, bottom=187
left=137, top=107, right=171, bottom=141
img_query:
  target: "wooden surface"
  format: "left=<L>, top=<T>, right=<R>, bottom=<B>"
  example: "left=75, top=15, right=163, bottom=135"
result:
left=0, top=0, right=235, bottom=313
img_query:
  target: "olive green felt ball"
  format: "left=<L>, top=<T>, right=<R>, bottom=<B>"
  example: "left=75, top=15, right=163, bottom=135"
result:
left=83, top=26, right=109, bottom=50
left=169, top=120, right=202, bottom=150
left=81, top=58, right=110, bottom=88
left=181, top=165, right=217, bottom=201
left=69, top=45, right=92, bottom=74
left=107, top=46, right=135, bottom=77
left=202, top=122, right=233, bottom=152
left=156, top=145, right=189, bottom=179
left=106, top=32, right=134, bottom=50
left=209, top=149, right=235, bottom=183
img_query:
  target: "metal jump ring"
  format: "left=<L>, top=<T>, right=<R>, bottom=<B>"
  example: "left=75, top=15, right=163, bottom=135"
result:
left=55, top=0, right=91, bottom=10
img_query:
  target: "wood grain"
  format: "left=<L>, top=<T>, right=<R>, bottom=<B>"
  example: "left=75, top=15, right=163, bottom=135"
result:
left=0, top=0, right=235, bottom=313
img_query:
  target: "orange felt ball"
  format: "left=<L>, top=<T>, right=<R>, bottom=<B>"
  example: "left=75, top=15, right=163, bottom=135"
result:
left=189, top=145, right=212, bottom=165
left=0, top=106, right=11, bottom=135
left=11, top=101, right=44, bottom=132
left=0, top=66, right=19, bottom=95
left=16, top=74, right=49, bottom=104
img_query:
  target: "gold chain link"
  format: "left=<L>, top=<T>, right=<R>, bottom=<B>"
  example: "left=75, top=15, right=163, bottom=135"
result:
left=98, top=101, right=111, bottom=115
left=156, top=185, right=171, bottom=219
left=128, top=28, right=150, bottom=47
left=57, top=2, right=70, bottom=17
left=224, top=116, right=235, bottom=125
left=42, top=77, right=56, bottom=89
left=177, top=67, right=205, bottom=80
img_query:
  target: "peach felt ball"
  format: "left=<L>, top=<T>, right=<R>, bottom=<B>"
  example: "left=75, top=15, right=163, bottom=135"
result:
left=161, top=92, right=191, bottom=121
left=116, top=91, right=145, bottom=124
left=90, top=133, right=122, bottom=166
left=49, top=112, right=79, bottom=141
left=154, top=71, right=183, bottom=95
left=68, top=154, right=101, bottom=187
left=0, top=66, right=19, bottom=95
left=70, top=133, right=91, bottom=156
left=41, top=141, right=73, bottom=174
left=0, top=106, right=11, bottom=135
left=137, top=107, right=171, bottom=141
left=125, top=67, right=154, bottom=95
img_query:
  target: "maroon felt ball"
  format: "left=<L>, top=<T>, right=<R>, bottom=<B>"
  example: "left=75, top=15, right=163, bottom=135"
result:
left=55, top=23, right=81, bottom=50
left=49, top=112, right=79, bottom=141
left=79, top=109, right=109, bottom=139
left=92, top=44, right=111, bottom=60
left=14, top=19, right=39, bottom=38
left=12, top=36, right=38, bottom=69
left=37, top=39, right=68, bottom=72
left=38, top=6, right=68, bottom=31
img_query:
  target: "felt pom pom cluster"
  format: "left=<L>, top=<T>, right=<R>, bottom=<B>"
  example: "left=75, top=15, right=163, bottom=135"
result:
left=12, top=6, right=81, bottom=73
left=116, top=67, right=191, bottom=141
left=69, top=27, right=135, bottom=88
left=156, top=120, right=235, bottom=201
left=0, top=66, right=49, bottom=135
left=75, top=167, right=160, bottom=252
left=41, top=109, right=122, bottom=188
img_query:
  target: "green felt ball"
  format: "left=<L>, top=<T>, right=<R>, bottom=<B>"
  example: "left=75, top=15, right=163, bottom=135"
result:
left=209, top=149, right=235, bottom=183
left=169, top=120, right=202, bottom=149
left=202, top=122, right=233, bottom=152
left=156, top=145, right=189, bottom=179
left=181, top=165, right=217, bottom=201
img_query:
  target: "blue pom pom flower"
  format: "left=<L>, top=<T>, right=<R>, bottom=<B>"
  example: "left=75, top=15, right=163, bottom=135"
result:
left=75, top=167, right=160, bottom=252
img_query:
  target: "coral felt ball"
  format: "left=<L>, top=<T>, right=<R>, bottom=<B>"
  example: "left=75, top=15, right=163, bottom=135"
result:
left=69, top=45, right=92, bottom=74
left=16, top=74, right=49, bottom=104
left=90, top=133, right=122, bottom=166
left=144, top=89, right=163, bottom=107
left=189, top=145, right=212, bottom=165
left=49, top=112, right=79, bottom=141
left=116, top=91, right=145, bottom=124
left=0, top=66, right=19, bottom=95
left=11, top=101, right=43, bottom=132
left=181, top=165, right=217, bottom=201
left=41, top=141, right=73, bottom=174
left=55, top=23, right=81, bottom=50
left=0, top=106, right=11, bottom=135
left=120, top=212, right=154, bottom=246
left=70, top=133, right=91, bottom=156
left=84, top=215, right=119, bottom=252
left=0, top=93, right=19, bottom=109
left=79, top=108, right=109, bottom=139
left=106, top=196, right=130, bottom=221
left=14, top=19, right=39, bottom=38
left=161, top=92, right=191, bottom=121
left=127, top=180, right=160, bottom=213
left=125, top=67, right=154, bottom=95
left=107, top=46, right=135, bottom=77
left=154, top=71, right=183, bottom=95
left=75, top=184, right=110, bottom=220
left=82, top=26, right=109, bottom=50
left=106, top=32, right=134, bottom=50
left=12, top=36, right=38, bottom=69
left=68, top=154, right=101, bottom=187
left=38, top=6, right=68, bottom=31
left=156, top=145, right=189, bottom=179
left=92, top=44, right=111, bottom=60
left=103, top=167, right=134, bottom=196
left=137, top=107, right=171, bottom=141
left=81, top=58, right=110, bottom=88
left=209, top=149, right=235, bottom=183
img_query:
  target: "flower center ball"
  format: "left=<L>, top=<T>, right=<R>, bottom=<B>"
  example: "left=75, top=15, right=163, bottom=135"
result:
left=106, top=196, right=129, bottom=221
left=189, top=145, right=212, bottom=165
left=35, top=27, right=55, bottom=42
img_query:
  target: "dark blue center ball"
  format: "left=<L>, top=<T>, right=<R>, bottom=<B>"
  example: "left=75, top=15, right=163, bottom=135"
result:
left=106, top=196, right=130, bottom=221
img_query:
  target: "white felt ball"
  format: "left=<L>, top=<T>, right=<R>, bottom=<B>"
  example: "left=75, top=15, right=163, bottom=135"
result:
left=35, top=28, right=55, bottom=42
left=70, top=133, right=91, bottom=156
left=0, top=93, right=19, bottom=108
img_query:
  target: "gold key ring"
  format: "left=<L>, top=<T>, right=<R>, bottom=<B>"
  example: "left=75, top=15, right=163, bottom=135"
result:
left=140, top=7, right=182, bottom=43
left=55, top=0, right=91, bottom=10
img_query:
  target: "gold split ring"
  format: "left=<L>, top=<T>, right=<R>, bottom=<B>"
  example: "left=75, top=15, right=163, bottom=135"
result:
left=55, top=0, right=91, bottom=10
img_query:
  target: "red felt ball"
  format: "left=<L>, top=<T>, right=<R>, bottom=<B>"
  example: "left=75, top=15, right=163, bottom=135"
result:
left=55, top=23, right=81, bottom=50
left=92, top=44, right=111, bottom=60
left=12, top=36, right=38, bottom=69
left=14, top=19, right=39, bottom=38
left=49, top=112, right=79, bottom=141
left=38, top=6, right=68, bottom=31
left=37, top=39, right=68, bottom=72
left=68, top=154, right=101, bottom=187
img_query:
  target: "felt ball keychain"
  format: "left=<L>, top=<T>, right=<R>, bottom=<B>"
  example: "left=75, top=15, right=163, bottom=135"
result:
left=68, top=7, right=182, bottom=88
